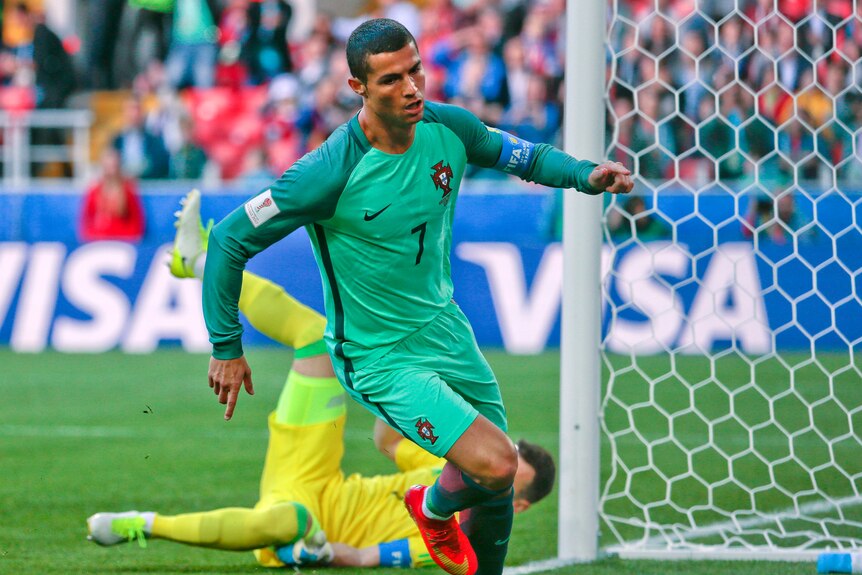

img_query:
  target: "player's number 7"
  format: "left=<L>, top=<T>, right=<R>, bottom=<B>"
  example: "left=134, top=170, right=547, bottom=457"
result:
left=411, top=221, right=427, bottom=265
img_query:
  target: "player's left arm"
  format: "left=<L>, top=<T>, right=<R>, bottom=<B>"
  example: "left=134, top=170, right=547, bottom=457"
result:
left=425, top=101, right=633, bottom=195
left=330, top=538, right=434, bottom=568
left=521, top=144, right=634, bottom=195
left=329, top=542, right=379, bottom=567
left=203, top=130, right=356, bottom=419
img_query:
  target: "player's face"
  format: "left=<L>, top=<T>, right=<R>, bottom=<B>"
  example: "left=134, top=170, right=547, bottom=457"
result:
left=513, top=454, right=536, bottom=502
left=360, top=43, right=425, bottom=127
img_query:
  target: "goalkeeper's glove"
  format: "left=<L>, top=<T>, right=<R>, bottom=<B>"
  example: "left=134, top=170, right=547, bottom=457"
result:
left=275, top=530, right=334, bottom=566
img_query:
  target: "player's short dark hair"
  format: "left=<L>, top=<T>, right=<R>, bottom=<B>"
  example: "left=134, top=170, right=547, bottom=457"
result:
left=346, top=18, right=416, bottom=83
left=517, top=439, right=556, bottom=504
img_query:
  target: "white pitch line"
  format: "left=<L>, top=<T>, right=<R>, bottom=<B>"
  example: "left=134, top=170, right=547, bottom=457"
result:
left=0, top=423, right=268, bottom=439
left=0, top=423, right=374, bottom=441
left=498, top=496, right=862, bottom=575
left=614, top=493, right=862, bottom=549
left=503, top=557, right=581, bottom=575
left=0, top=422, right=552, bottom=444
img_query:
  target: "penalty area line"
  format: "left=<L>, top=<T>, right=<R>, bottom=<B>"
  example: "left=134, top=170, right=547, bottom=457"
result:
left=503, top=557, right=582, bottom=575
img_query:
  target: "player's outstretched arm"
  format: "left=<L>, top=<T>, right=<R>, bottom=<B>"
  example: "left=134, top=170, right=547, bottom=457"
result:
left=330, top=543, right=381, bottom=567
left=510, top=136, right=635, bottom=195
left=422, top=102, right=634, bottom=196
left=586, top=161, right=634, bottom=195
left=328, top=538, right=429, bottom=568
left=208, top=355, right=254, bottom=420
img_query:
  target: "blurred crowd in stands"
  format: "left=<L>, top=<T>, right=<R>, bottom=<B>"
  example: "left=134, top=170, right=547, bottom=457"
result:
left=608, top=0, right=862, bottom=188
left=0, top=0, right=859, bottom=193
left=0, top=0, right=573, bottom=185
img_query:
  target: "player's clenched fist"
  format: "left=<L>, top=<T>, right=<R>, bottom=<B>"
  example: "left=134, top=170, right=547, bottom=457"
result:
left=588, top=161, right=634, bottom=195
left=208, top=355, right=254, bottom=421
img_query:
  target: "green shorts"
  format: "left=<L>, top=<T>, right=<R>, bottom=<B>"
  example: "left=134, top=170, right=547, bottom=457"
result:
left=336, top=301, right=507, bottom=457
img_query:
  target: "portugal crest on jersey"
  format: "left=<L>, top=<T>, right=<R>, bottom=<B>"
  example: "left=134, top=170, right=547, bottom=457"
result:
left=430, top=160, right=454, bottom=206
left=415, top=418, right=439, bottom=445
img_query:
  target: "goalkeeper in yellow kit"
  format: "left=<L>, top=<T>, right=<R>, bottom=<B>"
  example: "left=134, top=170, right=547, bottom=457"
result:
left=85, top=191, right=556, bottom=569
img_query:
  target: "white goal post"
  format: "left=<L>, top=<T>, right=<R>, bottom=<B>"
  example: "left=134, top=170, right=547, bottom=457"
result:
left=562, top=0, right=862, bottom=564
left=559, top=0, right=606, bottom=563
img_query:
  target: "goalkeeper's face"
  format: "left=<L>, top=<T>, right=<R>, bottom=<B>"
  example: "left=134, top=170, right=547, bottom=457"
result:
left=350, top=42, right=426, bottom=129
left=512, top=455, right=536, bottom=514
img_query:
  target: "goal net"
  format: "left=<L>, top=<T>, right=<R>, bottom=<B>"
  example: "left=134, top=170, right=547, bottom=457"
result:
left=598, top=0, right=862, bottom=559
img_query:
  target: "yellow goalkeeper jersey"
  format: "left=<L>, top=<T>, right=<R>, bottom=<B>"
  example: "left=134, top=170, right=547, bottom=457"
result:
left=255, top=414, right=445, bottom=568
left=322, top=439, right=445, bottom=550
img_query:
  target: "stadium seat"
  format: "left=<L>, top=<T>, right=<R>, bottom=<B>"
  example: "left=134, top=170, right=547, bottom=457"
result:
left=182, top=86, right=270, bottom=180
left=0, top=86, right=35, bottom=113
left=228, top=113, right=265, bottom=148
left=266, top=137, right=302, bottom=175
left=88, top=90, right=134, bottom=161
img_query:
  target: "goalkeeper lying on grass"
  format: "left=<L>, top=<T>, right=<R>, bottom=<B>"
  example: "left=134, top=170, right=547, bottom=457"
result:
left=85, top=190, right=556, bottom=569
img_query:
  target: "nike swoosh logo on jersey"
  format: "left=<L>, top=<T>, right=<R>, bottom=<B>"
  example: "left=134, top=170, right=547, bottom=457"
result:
left=494, top=535, right=510, bottom=546
left=363, top=204, right=392, bottom=221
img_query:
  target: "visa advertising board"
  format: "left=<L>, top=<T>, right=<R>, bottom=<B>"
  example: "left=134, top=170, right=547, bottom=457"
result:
left=1, top=187, right=859, bottom=354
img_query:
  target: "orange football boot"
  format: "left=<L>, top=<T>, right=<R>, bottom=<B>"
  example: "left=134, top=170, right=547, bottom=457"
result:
left=404, top=485, right=478, bottom=575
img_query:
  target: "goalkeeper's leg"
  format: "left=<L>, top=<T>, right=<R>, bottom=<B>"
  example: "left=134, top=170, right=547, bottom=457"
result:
left=86, top=502, right=316, bottom=550
left=169, top=188, right=327, bottom=358
left=87, top=368, right=343, bottom=553
left=151, top=503, right=315, bottom=549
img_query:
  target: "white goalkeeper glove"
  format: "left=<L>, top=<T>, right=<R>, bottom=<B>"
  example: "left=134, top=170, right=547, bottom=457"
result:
left=275, top=530, right=334, bottom=566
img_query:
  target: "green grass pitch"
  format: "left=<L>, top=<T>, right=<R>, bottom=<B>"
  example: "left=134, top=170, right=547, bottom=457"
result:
left=0, top=348, right=830, bottom=574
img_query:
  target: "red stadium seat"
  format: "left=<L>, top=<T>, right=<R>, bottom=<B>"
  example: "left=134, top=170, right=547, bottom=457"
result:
left=182, top=86, right=271, bottom=179
left=266, top=137, right=302, bottom=175
left=228, top=112, right=265, bottom=148
left=0, top=87, right=36, bottom=113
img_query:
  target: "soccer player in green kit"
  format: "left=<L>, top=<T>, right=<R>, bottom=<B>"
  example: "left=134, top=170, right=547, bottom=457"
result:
left=203, top=18, right=633, bottom=575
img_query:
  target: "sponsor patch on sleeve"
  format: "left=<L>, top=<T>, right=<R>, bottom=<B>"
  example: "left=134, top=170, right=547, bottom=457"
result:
left=244, top=189, right=280, bottom=228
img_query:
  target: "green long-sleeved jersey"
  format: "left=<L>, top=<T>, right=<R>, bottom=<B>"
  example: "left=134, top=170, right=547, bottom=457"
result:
left=203, top=101, right=598, bottom=368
